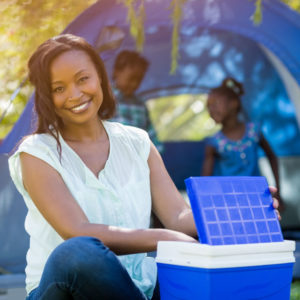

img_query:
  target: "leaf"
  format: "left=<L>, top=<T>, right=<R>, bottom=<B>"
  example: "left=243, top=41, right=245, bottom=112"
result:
left=251, top=0, right=263, bottom=25
left=169, top=0, right=187, bottom=74
left=122, top=0, right=145, bottom=52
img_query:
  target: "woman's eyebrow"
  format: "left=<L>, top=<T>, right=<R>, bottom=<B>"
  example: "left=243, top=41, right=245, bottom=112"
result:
left=51, top=70, right=89, bottom=85
left=51, top=80, right=64, bottom=85
left=74, top=69, right=88, bottom=76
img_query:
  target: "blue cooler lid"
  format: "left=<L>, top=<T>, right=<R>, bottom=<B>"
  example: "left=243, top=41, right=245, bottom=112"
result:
left=185, top=176, right=283, bottom=245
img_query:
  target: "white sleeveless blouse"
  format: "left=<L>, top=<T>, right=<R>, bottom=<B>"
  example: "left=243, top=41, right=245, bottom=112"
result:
left=8, top=121, right=156, bottom=298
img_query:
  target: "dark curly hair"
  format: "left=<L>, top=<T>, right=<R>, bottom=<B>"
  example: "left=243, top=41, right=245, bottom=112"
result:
left=112, top=50, right=149, bottom=79
left=209, top=77, right=244, bottom=111
left=28, top=34, right=116, bottom=155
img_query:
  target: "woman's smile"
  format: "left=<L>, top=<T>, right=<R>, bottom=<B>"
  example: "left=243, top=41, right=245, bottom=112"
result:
left=68, top=99, right=92, bottom=114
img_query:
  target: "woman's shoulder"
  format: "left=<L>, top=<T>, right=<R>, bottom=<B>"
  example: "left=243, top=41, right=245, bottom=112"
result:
left=12, top=133, right=57, bottom=157
left=18, top=133, right=56, bottom=148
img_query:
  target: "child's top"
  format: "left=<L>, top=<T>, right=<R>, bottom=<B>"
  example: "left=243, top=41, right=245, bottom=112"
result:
left=207, top=122, right=261, bottom=176
left=111, top=88, right=163, bottom=153
left=8, top=121, right=156, bottom=298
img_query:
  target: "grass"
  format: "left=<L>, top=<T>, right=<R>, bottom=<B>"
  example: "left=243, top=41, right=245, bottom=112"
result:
left=291, top=280, right=300, bottom=300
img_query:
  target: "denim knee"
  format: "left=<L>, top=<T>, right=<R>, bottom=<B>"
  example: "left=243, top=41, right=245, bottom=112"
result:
left=34, top=237, right=148, bottom=300
left=46, top=236, right=111, bottom=277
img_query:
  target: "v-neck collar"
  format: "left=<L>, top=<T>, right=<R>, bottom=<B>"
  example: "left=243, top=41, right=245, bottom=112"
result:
left=59, top=120, right=113, bottom=187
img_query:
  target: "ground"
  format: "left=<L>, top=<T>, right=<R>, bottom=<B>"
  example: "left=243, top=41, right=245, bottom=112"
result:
left=291, top=280, right=300, bottom=299
left=0, top=288, right=26, bottom=300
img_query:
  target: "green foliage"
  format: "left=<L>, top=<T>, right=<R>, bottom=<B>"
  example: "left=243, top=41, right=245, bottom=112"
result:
left=283, top=0, right=300, bottom=10
left=291, top=280, right=300, bottom=300
left=122, top=0, right=145, bottom=52
left=147, top=94, right=220, bottom=141
left=251, top=0, right=263, bottom=25
left=251, top=0, right=300, bottom=24
left=0, top=0, right=97, bottom=138
left=169, top=0, right=187, bottom=74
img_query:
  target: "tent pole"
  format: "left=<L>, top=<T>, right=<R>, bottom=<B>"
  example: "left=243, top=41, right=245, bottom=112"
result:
left=0, top=77, right=28, bottom=124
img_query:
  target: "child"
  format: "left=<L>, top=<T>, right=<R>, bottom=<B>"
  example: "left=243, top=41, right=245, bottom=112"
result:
left=202, top=77, right=283, bottom=208
left=111, top=50, right=163, bottom=152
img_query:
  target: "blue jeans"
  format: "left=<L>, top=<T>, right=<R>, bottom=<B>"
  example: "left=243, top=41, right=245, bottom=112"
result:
left=26, top=236, right=157, bottom=300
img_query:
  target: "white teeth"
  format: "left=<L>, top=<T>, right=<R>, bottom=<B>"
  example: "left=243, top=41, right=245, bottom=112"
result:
left=70, top=102, right=89, bottom=112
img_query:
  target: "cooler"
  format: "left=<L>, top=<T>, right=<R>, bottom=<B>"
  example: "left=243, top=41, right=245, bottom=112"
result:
left=155, top=176, right=295, bottom=299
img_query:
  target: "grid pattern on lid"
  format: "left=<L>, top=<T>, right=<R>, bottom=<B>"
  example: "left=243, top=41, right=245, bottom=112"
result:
left=185, top=176, right=283, bottom=245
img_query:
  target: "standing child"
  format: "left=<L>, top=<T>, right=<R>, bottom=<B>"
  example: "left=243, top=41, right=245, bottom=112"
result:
left=111, top=50, right=163, bottom=152
left=202, top=77, right=284, bottom=208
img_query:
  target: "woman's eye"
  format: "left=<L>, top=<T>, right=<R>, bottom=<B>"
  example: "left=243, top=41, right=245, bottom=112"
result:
left=53, top=86, right=64, bottom=93
left=79, top=76, right=89, bottom=83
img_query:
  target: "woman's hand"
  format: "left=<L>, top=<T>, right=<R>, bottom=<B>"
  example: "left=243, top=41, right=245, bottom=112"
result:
left=269, top=186, right=282, bottom=220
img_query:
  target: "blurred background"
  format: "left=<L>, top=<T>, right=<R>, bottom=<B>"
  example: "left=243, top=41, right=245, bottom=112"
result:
left=1, top=0, right=300, bottom=299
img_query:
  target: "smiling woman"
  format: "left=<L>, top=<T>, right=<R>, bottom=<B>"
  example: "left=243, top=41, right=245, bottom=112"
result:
left=8, top=33, right=201, bottom=300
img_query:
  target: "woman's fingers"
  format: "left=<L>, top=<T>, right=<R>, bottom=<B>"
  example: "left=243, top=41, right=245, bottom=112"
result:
left=268, top=186, right=281, bottom=220
left=272, top=197, right=279, bottom=209
left=275, top=209, right=281, bottom=221
left=268, top=186, right=277, bottom=197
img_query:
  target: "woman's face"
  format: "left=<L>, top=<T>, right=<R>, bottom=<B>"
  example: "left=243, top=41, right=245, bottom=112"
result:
left=50, top=50, right=103, bottom=127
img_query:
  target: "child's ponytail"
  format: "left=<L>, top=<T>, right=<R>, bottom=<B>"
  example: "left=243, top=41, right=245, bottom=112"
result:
left=221, top=77, right=244, bottom=98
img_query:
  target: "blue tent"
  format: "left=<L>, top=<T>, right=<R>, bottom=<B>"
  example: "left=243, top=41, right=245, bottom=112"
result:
left=1, top=0, right=300, bottom=156
left=1, top=0, right=300, bottom=287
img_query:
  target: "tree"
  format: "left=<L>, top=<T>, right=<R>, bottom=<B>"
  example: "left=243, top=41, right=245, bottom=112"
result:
left=0, top=0, right=97, bottom=138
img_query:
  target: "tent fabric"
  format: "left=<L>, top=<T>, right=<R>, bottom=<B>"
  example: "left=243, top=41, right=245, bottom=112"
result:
left=1, top=0, right=300, bottom=156
left=1, top=0, right=300, bottom=281
left=0, top=95, right=36, bottom=155
left=0, top=154, right=29, bottom=274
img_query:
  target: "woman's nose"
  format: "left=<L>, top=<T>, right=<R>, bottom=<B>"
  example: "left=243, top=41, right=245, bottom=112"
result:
left=67, top=84, right=82, bottom=101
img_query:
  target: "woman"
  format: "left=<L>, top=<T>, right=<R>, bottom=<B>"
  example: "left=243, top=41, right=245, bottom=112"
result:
left=8, top=34, right=280, bottom=300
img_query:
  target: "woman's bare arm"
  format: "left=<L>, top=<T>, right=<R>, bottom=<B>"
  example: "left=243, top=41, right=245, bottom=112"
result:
left=20, top=152, right=196, bottom=255
left=148, top=143, right=198, bottom=237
